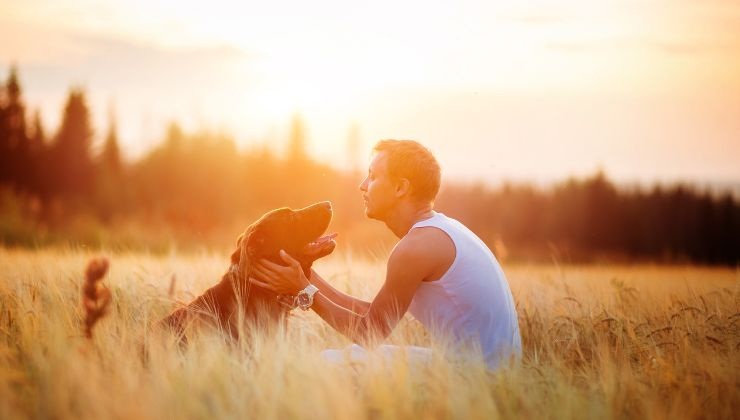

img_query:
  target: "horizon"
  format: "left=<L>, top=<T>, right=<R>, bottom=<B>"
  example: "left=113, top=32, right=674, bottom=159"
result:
left=1, top=0, right=739, bottom=187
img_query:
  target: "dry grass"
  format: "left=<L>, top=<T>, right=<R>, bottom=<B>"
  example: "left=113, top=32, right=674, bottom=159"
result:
left=0, top=247, right=737, bottom=419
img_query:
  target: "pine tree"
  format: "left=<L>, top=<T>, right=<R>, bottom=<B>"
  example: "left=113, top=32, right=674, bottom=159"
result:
left=164, top=121, right=185, bottom=154
left=0, top=66, right=28, bottom=188
left=49, top=88, right=95, bottom=200
left=28, top=110, right=45, bottom=152
left=27, top=110, right=48, bottom=197
left=100, top=112, right=122, bottom=175
left=346, top=122, right=362, bottom=174
left=287, top=114, right=307, bottom=162
left=0, top=73, right=7, bottom=183
left=94, top=111, right=124, bottom=222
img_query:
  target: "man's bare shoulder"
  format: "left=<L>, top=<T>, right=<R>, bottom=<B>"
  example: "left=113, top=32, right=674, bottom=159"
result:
left=388, top=226, right=455, bottom=281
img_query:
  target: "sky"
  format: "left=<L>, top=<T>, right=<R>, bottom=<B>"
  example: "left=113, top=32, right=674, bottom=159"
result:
left=1, top=0, right=739, bottom=187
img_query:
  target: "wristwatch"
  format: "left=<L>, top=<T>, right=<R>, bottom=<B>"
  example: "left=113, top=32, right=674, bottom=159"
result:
left=296, top=284, right=319, bottom=311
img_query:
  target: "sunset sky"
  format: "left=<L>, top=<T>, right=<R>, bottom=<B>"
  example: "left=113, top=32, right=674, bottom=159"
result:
left=1, top=0, right=739, bottom=187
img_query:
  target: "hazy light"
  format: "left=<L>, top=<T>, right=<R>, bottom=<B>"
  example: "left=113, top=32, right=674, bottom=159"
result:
left=1, top=0, right=739, bottom=184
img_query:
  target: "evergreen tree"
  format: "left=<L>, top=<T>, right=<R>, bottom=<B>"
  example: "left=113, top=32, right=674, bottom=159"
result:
left=100, top=112, right=122, bottom=175
left=27, top=110, right=48, bottom=197
left=346, top=122, right=361, bottom=174
left=94, top=111, right=124, bottom=222
left=0, top=66, right=28, bottom=188
left=164, top=121, right=185, bottom=154
left=287, top=114, right=307, bottom=162
left=0, top=74, right=7, bottom=183
left=49, top=88, right=95, bottom=200
left=28, top=110, right=45, bottom=152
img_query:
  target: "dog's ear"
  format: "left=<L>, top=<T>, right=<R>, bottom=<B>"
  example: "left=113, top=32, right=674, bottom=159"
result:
left=230, top=233, right=245, bottom=265
left=246, top=230, right=265, bottom=255
left=229, top=229, right=261, bottom=266
left=230, top=228, right=266, bottom=280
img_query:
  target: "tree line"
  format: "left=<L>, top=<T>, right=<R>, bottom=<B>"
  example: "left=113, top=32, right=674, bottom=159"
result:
left=1, top=67, right=738, bottom=265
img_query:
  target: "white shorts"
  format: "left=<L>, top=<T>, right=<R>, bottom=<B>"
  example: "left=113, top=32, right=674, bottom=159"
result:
left=321, top=344, right=433, bottom=366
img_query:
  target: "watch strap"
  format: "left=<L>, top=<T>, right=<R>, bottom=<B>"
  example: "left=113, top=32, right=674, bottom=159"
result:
left=303, top=284, right=319, bottom=297
left=298, top=284, right=319, bottom=310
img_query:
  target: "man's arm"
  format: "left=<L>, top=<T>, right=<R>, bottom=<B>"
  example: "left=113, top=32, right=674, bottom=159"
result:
left=250, top=227, right=453, bottom=344
left=308, top=270, right=371, bottom=315
left=308, top=237, right=429, bottom=344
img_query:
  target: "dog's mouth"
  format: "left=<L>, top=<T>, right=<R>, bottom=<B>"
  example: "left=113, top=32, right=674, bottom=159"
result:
left=290, top=201, right=337, bottom=261
left=301, top=232, right=338, bottom=258
left=301, top=233, right=338, bottom=255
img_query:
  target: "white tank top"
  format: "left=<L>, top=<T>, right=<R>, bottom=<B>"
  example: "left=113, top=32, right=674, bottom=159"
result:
left=408, top=212, right=522, bottom=369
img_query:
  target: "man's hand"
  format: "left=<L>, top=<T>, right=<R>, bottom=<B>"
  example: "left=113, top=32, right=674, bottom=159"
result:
left=250, top=250, right=311, bottom=295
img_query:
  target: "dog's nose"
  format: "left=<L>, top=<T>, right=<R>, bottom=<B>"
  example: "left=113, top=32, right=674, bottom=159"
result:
left=319, top=201, right=332, bottom=211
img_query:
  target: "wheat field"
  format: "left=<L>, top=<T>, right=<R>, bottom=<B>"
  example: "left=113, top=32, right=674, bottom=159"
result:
left=0, top=247, right=737, bottom=419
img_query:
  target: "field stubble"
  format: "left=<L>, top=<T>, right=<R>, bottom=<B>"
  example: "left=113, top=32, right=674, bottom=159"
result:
left=0, top=247, right=737, bottom=419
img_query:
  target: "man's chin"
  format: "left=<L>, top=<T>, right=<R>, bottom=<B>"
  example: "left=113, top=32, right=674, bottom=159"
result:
left=364, top=203, right=385, bottom=220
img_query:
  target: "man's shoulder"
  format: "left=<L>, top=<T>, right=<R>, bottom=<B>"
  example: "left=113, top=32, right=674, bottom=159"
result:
left=403, top=225, right=451, bottom=246
left=389, top=226, right=455, bottom=269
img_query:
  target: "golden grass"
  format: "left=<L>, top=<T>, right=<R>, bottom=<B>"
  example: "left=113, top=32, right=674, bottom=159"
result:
left=0, top=247, right=737, bottom=419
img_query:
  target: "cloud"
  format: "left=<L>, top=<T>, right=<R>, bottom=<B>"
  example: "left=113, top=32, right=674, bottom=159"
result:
left=0, top=22, right=254, bottom=94
left=22, top=32, right=251, bottom=90
left=649, top=40, right=740, bottom=55
left=497, top=13, right=566, bottom=25
left=546, top=38, right=740, bottom=56
left=0, top=27, right=259, bottom=156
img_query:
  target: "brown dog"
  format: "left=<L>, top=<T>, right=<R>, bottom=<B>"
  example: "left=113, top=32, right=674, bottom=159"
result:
left=161, top=201, right=336, bottom=340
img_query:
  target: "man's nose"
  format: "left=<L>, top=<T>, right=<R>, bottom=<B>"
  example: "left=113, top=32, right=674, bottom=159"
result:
left=358, top=178, right=367, bottom=191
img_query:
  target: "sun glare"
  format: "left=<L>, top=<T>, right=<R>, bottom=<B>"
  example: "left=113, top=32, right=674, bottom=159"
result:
left=1, top=0, right=739, bottom=181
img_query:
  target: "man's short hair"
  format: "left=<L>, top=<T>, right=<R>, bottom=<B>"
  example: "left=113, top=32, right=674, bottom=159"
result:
left=373, top=139, right=441, bottom=202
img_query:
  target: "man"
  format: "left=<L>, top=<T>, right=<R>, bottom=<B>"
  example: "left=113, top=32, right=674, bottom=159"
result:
left=250, top=140, right=521, bottom=369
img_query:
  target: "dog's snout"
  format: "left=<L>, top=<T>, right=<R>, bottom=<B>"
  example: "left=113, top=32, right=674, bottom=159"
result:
left=307, top=201, right=332, bottom=214
left=297, top=201, right=333, bottom=214
left=319, top=201, right=332, bottom=211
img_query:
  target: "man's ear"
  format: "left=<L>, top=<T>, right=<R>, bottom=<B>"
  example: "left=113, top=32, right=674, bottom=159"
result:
left=395, top=177, right=411, bottom=198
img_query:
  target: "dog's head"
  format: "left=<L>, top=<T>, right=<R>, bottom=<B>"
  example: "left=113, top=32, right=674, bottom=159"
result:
left=230, top=201, right=336, bottom=281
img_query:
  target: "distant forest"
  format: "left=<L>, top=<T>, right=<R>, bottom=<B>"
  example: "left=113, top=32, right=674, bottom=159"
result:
left=1, top=67, right=738, bottom=265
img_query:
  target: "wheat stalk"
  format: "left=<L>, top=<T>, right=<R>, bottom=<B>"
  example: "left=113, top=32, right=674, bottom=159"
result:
left=82, top=257, right=112, bottom=339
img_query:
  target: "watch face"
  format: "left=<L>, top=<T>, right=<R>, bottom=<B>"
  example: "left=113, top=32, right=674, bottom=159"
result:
left=297, top=294, right=310, bottom=306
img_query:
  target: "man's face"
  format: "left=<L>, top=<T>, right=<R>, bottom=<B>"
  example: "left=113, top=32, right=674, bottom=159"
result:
left=358, top=152, right=397, bottom=220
